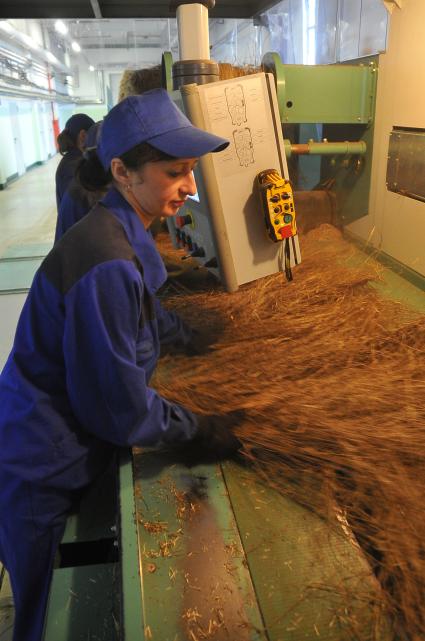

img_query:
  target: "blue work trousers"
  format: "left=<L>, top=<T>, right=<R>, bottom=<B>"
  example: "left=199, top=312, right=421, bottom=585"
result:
left=0, top=476, right=73, bottom=641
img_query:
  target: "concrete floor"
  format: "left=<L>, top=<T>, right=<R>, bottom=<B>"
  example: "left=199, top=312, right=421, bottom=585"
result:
left=0, top=156, right=58, bottom=257
left=0, top=154, right=60, bottom=640
left=0, top=155, right=59, bottom=368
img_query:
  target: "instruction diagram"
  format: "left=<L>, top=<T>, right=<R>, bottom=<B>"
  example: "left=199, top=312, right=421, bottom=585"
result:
left=233, top=128, right=254, bottom=167
left=225, top=84, right=247, bottom=126
left=202, top=74, right=283, bottom=178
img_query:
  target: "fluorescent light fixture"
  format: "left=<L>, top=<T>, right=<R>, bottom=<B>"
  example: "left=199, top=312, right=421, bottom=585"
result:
left=71, top=41, right=81, bottom=53
left=0, top=21, right=14, bottom=33
left=89, top=65, right=95, bottom=71
left=54, top=20, right=68, bottom=35
left=22, top=34, right=39, bottom=50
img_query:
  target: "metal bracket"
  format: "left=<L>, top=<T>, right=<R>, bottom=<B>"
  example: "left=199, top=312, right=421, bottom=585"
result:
left=382, top=0, right=403, bottom=12
left=161, top=52, right=174, bottom=92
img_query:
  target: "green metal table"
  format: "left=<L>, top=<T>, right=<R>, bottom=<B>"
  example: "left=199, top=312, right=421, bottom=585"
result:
left=120, top=451, right=389, bottom=641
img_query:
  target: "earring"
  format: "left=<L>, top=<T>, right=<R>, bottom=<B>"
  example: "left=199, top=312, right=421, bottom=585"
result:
left=125, top=184, right=131, bottom=191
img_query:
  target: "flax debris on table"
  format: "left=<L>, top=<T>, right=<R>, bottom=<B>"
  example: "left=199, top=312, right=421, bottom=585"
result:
left=154, top=225, right=425, bottom=641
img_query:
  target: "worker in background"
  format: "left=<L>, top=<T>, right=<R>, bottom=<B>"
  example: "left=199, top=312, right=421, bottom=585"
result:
left=118, top=65, right=165, bottom=238
left=55, top=112, right=95, bottom=209
left=118, top=64, right=162, bottom=101
left=0, top=89, right=241, bottom=641
left=54, top=121, right=104, bottom=242
left=55, top=66, right=163, bottom=243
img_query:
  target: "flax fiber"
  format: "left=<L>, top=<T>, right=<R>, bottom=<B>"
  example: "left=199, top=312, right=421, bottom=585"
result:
left=154, top=225, right=425, bottom=641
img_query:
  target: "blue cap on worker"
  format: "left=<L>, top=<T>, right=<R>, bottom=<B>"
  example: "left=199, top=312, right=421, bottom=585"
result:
left=81, top=121, right=103, bottom=161
left=97, top=88, right=229, bottom=170
left=64, top=113, right=95, bottom=141
left=84, top=121, right=103, bottom=150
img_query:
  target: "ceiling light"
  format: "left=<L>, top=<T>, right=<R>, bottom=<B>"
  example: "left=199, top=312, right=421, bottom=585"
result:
left=54, top=20, right=68, bottom=35
left=0, top=21, right=14, bottom=33
left=89, top=65, right=95, bottom=71
left=20, top=33, right=38, bottom=50
left=71, top=41, right=81, bottom=53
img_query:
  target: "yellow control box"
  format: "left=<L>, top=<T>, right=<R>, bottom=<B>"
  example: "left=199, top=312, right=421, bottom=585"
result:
left=255, top=169, right=297, bottom=243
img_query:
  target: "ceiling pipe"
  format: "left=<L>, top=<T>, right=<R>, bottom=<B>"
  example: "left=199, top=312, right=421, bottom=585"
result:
left=0, top=21, right=70, bottom=73
left=0, top=83, right=75, bottom=102
left=90, top=0, right=103, bottom=19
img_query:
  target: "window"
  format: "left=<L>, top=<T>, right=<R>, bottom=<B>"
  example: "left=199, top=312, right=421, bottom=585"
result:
left=303, top=0, right=317, bottom=64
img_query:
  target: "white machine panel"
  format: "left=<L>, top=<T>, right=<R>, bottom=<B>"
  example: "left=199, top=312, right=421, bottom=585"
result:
left=169, top=73, right=301, bottom=292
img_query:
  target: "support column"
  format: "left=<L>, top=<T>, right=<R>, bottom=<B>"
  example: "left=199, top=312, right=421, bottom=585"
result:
left=176, top=3, right=210, bottom=60
left=173, top=1, right=219, bottom=89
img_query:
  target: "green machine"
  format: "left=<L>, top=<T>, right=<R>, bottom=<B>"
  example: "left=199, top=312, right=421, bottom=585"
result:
left=162, top=49, right=377, bottom=228
left=261, top=51, right=377, bottom=226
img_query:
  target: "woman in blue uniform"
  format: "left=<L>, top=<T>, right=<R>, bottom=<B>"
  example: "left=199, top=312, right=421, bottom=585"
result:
left=0, top=89, right=240, bottom=641
left=54, top=121, right=104, bottom=242
left=55, top=112, right=95, bottom=209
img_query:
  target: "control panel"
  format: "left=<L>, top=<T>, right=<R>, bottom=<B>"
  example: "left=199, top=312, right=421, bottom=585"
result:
left=168, top=72, right=301, bottom=292
left=169, top=178, right=219, bottom=272
left=255, top=169, right=297, bottom=243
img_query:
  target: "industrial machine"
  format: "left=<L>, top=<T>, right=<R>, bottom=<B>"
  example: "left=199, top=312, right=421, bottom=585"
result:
left=162, top=2, right=304, bottom=293
left=163, top=44, right=376, bottom=291
left=168, top=71, right=301, bottom=292
left=261, top=51, right=376, bottom=229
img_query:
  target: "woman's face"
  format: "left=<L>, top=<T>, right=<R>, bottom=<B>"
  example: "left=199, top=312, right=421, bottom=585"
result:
left=127, top=157, right=198, bottom=227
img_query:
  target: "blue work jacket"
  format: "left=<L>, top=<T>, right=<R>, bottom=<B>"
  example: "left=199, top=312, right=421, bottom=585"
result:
left=55, top=148, right=82, bottom=210
left=0, top=187, right=197, bottom=491
left=54, top=181, right=92, bottom=243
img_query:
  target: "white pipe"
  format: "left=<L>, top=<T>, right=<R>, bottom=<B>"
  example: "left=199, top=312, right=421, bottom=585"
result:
left=177, top=3, right=210, bottom=60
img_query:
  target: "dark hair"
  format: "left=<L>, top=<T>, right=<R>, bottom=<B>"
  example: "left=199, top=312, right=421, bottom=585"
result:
left=120, top=142, right=176, bottom=170
left=76, top=142, right=176, bottom=191
left=75, top=151, right=111, bottom=192
left=57, top=129, right=77, bottom=155
left=67, top=175, right=107, bottom=207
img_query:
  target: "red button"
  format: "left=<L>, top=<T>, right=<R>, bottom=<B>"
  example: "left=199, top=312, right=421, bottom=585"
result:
left=176, top=215, right=192, bottom=228
left=278, top=226, right=293, bottom=239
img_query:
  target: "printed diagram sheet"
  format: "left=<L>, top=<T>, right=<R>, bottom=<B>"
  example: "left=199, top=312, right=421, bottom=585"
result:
left=233, top=128, right=254, bottom=167
left=225, top=84, right=247, bottom=126
left=225, top=84, right=255, bottom=167
left=199, top=74, right=281, bottom=179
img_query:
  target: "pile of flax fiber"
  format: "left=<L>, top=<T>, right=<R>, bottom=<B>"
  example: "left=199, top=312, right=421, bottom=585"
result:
left=154, top=224, right=425, bottom=641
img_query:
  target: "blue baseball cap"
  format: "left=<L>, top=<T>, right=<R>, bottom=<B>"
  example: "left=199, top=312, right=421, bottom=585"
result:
left=65, top=113, right=95, bottom=141
left=82, top=121, right=103, bottom=160
left=97, top=89, right=229, bottom=170
left=84, top=121, right=102, bottom=150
